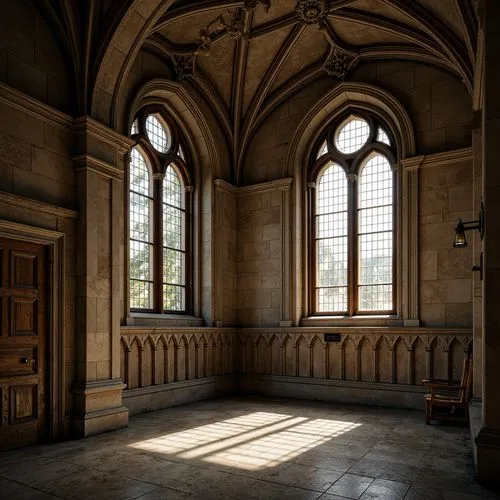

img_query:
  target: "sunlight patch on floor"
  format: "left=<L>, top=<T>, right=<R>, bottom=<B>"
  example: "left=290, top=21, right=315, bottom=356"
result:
left=129, top=412, right=361, bottom=470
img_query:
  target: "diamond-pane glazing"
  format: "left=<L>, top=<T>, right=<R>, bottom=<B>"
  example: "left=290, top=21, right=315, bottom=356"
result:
left=146, top=114, right=171, bottom=153
left=335, top=117, right=370, bottom=154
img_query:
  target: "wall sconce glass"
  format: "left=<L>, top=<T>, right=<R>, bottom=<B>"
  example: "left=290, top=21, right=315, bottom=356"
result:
left=453, top=201, right=485, bottom=248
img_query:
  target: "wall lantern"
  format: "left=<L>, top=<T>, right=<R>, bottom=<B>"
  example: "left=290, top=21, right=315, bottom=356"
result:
left=453, top=201, right=485, bottom=248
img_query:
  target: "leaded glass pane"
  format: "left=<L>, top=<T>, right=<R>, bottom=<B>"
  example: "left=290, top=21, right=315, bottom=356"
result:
left=130, top=281, right=154, bottom=310
left=315, top=163, right=348, bottom=313
left=377, top=127, right=391, bottom=146
left=164, top=165, right=183, bottom=208
left=317, top=238, right=347, bottom=287
left=359, top=285, right=392, bottom=311
left=129, top=147, right=153, bottom=310
left=335, top=116, right=370, bottom=154
left=130, top=240, right=153, bottom=281
left=131, top=120, right=139, bottom=135
left=317, top=140, right=328, bottom=159
left=163, top=284, right=185, bottom=312
left=358, top=153, right=393, bottom=311
left=130, top=148, right=150, bottom=196
left=163, top=164, right=186, bottom=311
left=164, top=248, right=185, bottom=285
left=316, top=163, right=347, bottom=215
left=146, top=114, right=171, bottom=153
left=317, top=287, right=347, bottom=313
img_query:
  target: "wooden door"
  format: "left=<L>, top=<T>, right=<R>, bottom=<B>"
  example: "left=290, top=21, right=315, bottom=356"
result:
left=0, top=238, right=47, bottom=450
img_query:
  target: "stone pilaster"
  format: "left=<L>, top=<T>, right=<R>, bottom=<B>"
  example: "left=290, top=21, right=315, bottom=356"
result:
left=476, top=0, right=500, bottom=485
left=400, top=156, right=423, bottom=327
left=71, top=117, right=134, bottom=437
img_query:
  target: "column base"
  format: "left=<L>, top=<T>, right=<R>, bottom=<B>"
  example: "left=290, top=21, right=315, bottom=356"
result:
left=72, top=379, right=129, bottom=437
left=475, top=427, right=500, bottom=486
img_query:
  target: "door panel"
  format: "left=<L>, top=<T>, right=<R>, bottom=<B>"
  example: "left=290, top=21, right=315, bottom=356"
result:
left=0, top=238, right=47, bottom=450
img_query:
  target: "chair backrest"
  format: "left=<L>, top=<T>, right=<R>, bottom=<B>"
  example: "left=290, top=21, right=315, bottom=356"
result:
left=458, top=357, right=473, bottom=403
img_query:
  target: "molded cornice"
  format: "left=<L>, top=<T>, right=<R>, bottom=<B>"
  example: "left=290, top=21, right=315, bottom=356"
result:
left=73, top=116, right=135, bottom=154
left=0, top=191, right=78, bottom=219
left=400, top=147, right=472, bottom=170
left=0, top=83, right=72, bottom=129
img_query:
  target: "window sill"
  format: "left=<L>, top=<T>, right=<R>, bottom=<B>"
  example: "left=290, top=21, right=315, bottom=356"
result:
left=301, top=315, right=404, bottom=327
left=126, top=313, right=204, bottom=328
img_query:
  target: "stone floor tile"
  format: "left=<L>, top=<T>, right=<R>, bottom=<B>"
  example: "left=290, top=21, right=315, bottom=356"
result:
left=292, top=451, right=357, bottom=473
left=0, top=477, right=64, bottom=499
left=404, top=485, right=483, bottom=500
left=358, top=478, right=410, bottom=499
left=414, top=467, right=481, bottom=495
left=40, top=468, right=158, bottom=500
left=132, top=486, right=194, bottom=499
left=254, top=462, right=343, bottom=491
left=362, top=448, right=424, bottom=467
left=348, top=457, right=420, bottom=482
left=0, top=397, right=485, bottom=499
left=325, top=473, right=374, bottom=499
left=0, top=456, right=86, bottom=487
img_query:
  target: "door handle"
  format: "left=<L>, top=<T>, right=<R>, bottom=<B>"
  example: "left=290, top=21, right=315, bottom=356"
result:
left=20, top=357, right=35, bottom=365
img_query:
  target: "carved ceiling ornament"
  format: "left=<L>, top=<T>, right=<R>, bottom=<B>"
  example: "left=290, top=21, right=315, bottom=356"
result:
left=295, top=0, right=328, bottom=25
left=172, top=54, right=196, bottom=82
left=323, top=47, right=357, bottom=81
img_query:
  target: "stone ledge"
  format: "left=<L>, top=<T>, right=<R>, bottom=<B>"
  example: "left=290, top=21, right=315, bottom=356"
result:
left=301, top=316, right=404, bottom=327
left=125, top=313, right=204, bottom=328
left=123, top=376, right=236, bottom=415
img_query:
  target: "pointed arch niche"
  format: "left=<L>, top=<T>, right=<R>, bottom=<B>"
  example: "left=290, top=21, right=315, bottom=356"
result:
left=285, top=82, right=418, bottom=327
left=123, top=81, right=219, bottom=327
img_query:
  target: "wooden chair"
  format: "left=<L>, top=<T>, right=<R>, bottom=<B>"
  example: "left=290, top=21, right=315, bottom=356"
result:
left=422, top=355, right=473, bottom=425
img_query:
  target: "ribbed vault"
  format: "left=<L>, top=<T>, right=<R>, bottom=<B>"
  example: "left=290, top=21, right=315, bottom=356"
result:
left=35, top=0, right=478, bottom=184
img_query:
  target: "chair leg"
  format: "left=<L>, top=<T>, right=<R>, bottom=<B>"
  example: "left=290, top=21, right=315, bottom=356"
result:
left=425, top=400, right=430, bottom=425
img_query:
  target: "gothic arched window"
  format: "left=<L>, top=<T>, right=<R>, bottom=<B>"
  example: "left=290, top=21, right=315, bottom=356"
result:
left=309, top=113, right=396, bottom=316
left=129, top=108, right=192, bottom=314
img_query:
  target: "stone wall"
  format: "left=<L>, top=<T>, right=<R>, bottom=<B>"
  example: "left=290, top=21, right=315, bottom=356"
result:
left=120, top=328, right=236, bottom=414
left=419, top=155, right=474, bottom=327
left=0, top=84, right=77, bottom=431
left=237, top=328, right=472, bottom=409
left=0, top=0, right=72, bottom=114
left=243, top=62, right=472, bottom=186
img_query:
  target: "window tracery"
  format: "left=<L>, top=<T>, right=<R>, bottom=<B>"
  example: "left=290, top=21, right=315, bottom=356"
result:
left=309, top=113, right=396, bottom=315
left=129, top=107, right=192, bottom=314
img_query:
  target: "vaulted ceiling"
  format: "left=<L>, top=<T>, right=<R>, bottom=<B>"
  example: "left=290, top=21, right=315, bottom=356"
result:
left=35, top=0, right=478, bottom=181
left=146, top=0, right=476, bottom=179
